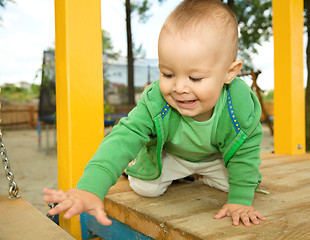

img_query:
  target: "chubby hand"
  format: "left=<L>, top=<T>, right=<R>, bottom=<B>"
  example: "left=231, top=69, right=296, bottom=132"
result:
left=43, top=188, right=112, bottom=226
left=214, top=203, right=265, bottom=227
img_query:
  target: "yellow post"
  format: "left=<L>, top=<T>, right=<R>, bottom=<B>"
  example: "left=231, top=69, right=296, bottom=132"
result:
left=273, top=0, right=305, bottom=155
left=54, top=0, right=104, bottom=239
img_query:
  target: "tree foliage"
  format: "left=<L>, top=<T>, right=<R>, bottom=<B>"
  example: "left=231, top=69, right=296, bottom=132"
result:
left=1, top=84, right=40, bottom=103
left=0, top=0, right=13, bottom=8
left=102, top=29, right=120, bottom=112
left=102, top=29, right=119, bottom=60
left=131, top=0, right=165, bottom=23
left=125, top=0, right=165, bottom=105
left=102, top=29, right=120, bottom=77
left=0, top=0, right=14, bottom=24
left=231, top=0, right=309, bottom=151
left=124, top=0, right=272, bottom=103
left=231, top=0, right=273, bottom=71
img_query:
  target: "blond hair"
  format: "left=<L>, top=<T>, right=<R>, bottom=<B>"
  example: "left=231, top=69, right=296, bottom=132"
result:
left=162, top=0, right=239, bottom=62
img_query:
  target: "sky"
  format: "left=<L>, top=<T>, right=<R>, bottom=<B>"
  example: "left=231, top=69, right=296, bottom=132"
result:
left=0, top=0, right=307, bottom=90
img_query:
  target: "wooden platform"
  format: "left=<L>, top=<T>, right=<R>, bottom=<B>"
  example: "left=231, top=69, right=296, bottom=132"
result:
left=0, top=195, right=75, bottom=240
left=102, top=153, right=310, bottom=240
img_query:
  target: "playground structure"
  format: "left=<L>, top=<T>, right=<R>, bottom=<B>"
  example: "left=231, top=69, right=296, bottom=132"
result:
left=238, top=70, right=274, bottom=135
left=54, top=0, right=308, bottom=238
left=0, top=195, right=75, bottom=239
left=0, top=0, right=308, bottom=239
left=36, top=50, right=132, bottom=152
left=37, top=51, right=57, bottom=154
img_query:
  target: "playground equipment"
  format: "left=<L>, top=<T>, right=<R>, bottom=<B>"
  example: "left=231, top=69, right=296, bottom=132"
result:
left=0, top=130, right=20, bottom=199
left=104, top=113, right=128, bottom=127
left=38, top=51, right=57, bottom=154
left=238, top=69, right=274, bottom=135
left=81, top=155, right=310, bottom=239
left=0, top=118, right=74, bottom=239
left=0, top=0, right=296, bottom=239
left=0, top=195, right=75, bottom=240
left=54, top=0, right=306, bottom=239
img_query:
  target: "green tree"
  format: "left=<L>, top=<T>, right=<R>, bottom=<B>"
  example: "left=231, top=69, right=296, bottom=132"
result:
left=228, top=0, right=309, bottom=151
left=125, top=0, right=164, bottom=105
left=124, top=0, right=271, bottom=104
left=1, top=84, right=40, bottom=103
left=102, top=29, right=119, bottom=76
left=102, top=29, right=119, bottom=61
left=102, top=29, right=119, bottom=111
left=226, top=0, right=273, bottom=71
left=0, top=0, right=14, bottom=25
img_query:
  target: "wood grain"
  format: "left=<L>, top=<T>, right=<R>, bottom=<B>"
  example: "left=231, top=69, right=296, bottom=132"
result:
left=104, top=154, right=310, bottom=240
left=0, top=195, right=75, bottom=240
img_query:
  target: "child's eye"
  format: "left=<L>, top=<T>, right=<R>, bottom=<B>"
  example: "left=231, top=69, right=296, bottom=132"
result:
left=162, top=73, right=174, bottom=79
left=189, top=76, right=203, bottom=82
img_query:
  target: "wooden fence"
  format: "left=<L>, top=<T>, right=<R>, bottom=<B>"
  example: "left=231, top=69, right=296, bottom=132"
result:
left=0, top=102, right=274, bottom=130
left=0, top=105, right=38, bottom=130
left=0, top=104, right=137, bottom=130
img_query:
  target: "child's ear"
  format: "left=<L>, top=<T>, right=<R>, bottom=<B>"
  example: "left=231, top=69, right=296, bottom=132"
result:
left=224, top=60, right=243, bottom=84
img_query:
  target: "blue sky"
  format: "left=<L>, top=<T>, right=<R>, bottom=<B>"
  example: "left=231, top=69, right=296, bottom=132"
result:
left=0, top=0, right=306, bottom=90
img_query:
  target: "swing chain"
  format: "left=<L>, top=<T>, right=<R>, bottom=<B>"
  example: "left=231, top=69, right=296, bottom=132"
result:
left=0, top=130, right=20, bottom=199
left=47, top=202, right=55, bottom=220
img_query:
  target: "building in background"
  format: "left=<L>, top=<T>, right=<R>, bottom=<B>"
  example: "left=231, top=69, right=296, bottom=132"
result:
left=104, top=56, right=159, bottom=87
left=38, top=51, right=160, bottom=105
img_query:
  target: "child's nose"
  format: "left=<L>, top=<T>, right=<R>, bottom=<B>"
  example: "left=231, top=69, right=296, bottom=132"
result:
left=173, top=78, right=189, bottom=94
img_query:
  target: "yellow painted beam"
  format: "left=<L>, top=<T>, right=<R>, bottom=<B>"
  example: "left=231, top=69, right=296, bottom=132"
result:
left=54, top=0, right=104, bottom=238
left=273, top=0, right=305, bottom=154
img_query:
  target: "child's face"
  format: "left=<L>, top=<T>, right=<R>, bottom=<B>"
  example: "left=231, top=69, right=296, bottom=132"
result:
left=158, top=28, right=234, bottom=122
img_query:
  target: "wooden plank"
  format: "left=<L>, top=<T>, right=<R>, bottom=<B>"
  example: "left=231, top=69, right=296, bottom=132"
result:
left=260, top=153, right=288, bottom=160
left=260, top=153, right=310, bottom=168
left=102, top=154, right=310, bottom=240
left=0, top=195, right=75, bottom=240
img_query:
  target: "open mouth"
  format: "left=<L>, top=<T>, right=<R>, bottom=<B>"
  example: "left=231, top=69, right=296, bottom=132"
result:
left=179, top=100, right=195, bottom=103
left=176, top=99, right=198, bottom=108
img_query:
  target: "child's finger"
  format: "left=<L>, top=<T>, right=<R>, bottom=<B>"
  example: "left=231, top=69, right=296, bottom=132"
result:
left=43, top=192, right=67, bottom=203
left=240, top=212, right=251, bottom=227
left=43, top=188, right=56, bottom=194
left=94, top=208, right=112, bottom=226
left=254, top=211, right=266, bottom=221
left=231, top=211, right=240, bottom=226
left=43, top=195, right=54, bottom=203
left=48, top=199, right=73, bottom=216
left=214, top=208, right=228, bottom=219
left=43, top=188, right=65, bottom=197
left=43, top=189, right=68, bottom=203
left=63, top=202, right=84, bottom=219
left=248, top=212, right=260, bottom=225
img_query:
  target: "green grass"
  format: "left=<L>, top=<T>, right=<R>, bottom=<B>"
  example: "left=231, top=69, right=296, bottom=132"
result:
left=0, top=84, right=40, bottom=103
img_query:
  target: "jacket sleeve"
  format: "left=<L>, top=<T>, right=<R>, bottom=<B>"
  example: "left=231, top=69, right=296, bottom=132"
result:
left=220, top=78, right=263, bottom=206
left=76, top=99, right=155, bottom=200
left=226, top=118, right=263, bottom=206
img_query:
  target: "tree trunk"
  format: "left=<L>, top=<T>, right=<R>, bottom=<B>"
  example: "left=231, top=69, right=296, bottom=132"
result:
left=305, top=0, right=310, bottom=151
left=125, top=0, right=135, bottom=105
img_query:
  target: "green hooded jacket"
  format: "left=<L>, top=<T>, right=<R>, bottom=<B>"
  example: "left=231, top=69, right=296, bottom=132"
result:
left=77, top=77, right=263, bottom=206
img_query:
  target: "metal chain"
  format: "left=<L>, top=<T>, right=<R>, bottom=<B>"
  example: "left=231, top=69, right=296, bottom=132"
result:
left=0, top=130, right=20, bottom=199
left=47, top=202, right=55, bottom=220
left=1, top=86, right=20, bottom=199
